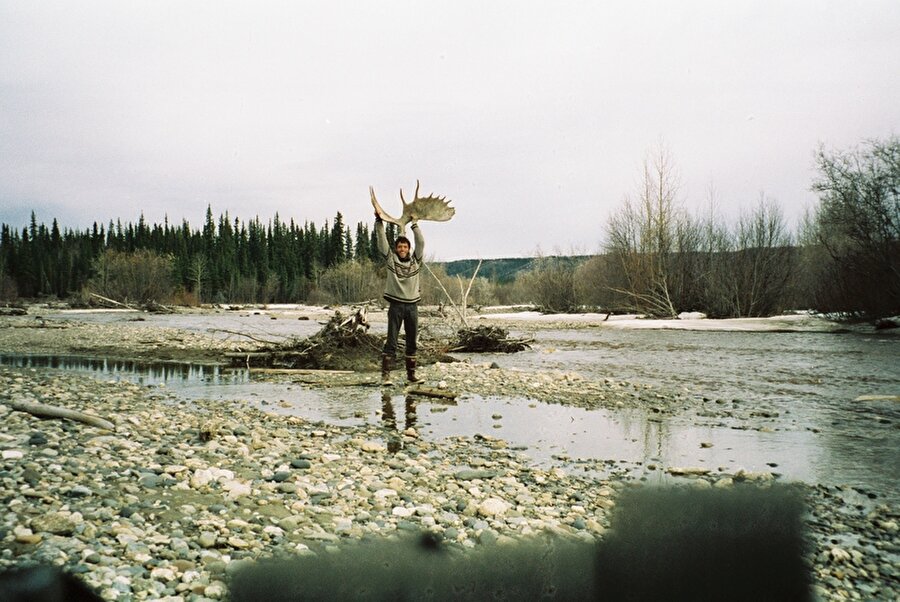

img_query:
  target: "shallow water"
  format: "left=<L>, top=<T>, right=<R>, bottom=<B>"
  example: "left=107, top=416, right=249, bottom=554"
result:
left=0, top=353, right=818, bottom=485
left=3, top=318, right=898, bottom=505
left=457, top=327, right=900, bottom=499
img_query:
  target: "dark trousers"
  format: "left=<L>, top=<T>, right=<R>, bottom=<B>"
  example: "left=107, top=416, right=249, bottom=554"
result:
left=383, top=301, right=418, bottom=357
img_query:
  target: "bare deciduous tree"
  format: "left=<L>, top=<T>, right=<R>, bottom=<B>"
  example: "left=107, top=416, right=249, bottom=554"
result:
left=424, top=259, right=483, bottom=327
left=514, top=255, right=578, bottom=312
left=605, top=157, right=798, bottom=318
left=188, top=255, right=207, bottom=303
left=729, top=195, right=795, bottom=316
left=605, top=145, right=683, bottom=317
left=574, top=254, right=619, bottom=309
left=87, top=249, right=175, bottom=304
left=318, top=259, right=381, bottom=303
left=808, top=137, right=900, bottom=317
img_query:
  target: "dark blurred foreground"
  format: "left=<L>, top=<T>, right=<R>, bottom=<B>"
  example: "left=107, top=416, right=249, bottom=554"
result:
left=1, top=484, right=811, bottom=601
left=0, top=564, right=102, bottom=602
left=234, top=484, right=810, bottom=601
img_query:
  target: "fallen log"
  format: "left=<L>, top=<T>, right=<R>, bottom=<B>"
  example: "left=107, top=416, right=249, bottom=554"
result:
left=9, top=400, right=116, bottom=432
left=90, top=293, right=138, bottom=310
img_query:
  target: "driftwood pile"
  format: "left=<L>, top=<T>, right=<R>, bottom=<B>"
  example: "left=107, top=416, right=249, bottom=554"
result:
left=449, top=325, right=532, bottom=353
left=225, top=308, right=533, bottom=373
left=229, top=307, right=382, bottom=371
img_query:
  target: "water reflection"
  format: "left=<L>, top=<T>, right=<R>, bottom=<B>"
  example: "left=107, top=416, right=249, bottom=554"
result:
left=413, top=396, right=818, bottom=482
left=0, top=354, right=249, bottom=387
left=453, top=328, right=900, bottom=502
left=381, top=393, right=419, bottom=453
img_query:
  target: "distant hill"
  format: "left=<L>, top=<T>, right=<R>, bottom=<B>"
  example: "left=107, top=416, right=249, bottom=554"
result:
left=437, top=256, right=592, bottom=283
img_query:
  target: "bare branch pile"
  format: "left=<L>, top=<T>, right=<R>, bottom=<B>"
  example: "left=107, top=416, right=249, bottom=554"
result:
left=449, top=325, right=532, bottom=353
left=232, top=307, right=382, bottom=370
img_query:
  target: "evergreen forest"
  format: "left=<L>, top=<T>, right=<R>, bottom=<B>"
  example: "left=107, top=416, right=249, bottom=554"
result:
left=1, top=138, right=897, bottom=320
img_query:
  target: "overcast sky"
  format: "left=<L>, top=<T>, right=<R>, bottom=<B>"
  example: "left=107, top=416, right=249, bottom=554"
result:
left=1, top=1, right=898, bottom=260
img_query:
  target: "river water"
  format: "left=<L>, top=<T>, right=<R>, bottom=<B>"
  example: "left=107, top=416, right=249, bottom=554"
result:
left=3, top=309, right=898, bottom=505
left=457, top=326, right=900, bottom=502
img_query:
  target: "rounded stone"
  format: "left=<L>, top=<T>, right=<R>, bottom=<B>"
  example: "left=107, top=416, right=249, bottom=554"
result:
left=476, top=498, right=510, bottom=517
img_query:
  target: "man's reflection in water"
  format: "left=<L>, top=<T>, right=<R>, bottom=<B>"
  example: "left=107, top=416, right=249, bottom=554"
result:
left=381, top=392, right=417, bottom=453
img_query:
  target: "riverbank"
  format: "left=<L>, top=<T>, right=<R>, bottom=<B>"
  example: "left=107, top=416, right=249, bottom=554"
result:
left=1, top=306, right=898, bottom=600
left=1, top=368, right=622, bottom=599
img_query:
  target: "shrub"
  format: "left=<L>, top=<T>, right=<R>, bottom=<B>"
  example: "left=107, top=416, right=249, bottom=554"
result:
left=86, top=249, right=175, bottom=304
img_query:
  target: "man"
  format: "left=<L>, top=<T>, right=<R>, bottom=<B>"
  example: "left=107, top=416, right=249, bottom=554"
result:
left=375, top=210, right=424, bottom=385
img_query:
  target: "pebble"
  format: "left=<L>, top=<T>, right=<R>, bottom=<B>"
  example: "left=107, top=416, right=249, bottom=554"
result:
left=0, top=368, right=623, bottom=599
left=477, top=498, right=510, bottom=517
left=0, top=315, right=895, bottom=601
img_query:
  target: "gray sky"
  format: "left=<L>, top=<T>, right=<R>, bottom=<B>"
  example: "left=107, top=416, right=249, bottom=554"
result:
left=1, top=1, right=898, bottom=260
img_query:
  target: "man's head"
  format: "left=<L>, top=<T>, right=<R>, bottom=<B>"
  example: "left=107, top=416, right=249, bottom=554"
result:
left=394, top=236, right=411, bottom=260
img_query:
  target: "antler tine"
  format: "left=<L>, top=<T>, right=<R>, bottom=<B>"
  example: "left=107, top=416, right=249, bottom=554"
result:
left=370, top=185, right=401, bottom=225
left=371, top=180, right=453, bottom=232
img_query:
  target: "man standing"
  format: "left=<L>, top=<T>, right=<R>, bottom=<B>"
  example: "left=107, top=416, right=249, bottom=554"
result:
left=375, top=210, right=424, bottom=385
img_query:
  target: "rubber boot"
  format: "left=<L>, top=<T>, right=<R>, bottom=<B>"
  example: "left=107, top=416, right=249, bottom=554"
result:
left=405, top=356, right=423, bottom=384
left=381, top=354, right=394, bottom=386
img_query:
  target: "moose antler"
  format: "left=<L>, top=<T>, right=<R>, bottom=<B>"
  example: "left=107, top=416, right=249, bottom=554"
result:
left=370, top=180, right=455, bottom=235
